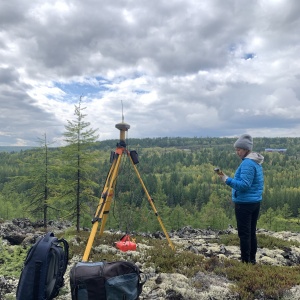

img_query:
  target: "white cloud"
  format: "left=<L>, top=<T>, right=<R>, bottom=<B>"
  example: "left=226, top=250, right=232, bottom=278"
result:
left=1, top=0, right=300, bottom=146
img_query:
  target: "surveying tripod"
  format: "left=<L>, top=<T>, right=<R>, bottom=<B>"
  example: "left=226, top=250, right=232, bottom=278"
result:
left=82, top=120, right=175, bottom=262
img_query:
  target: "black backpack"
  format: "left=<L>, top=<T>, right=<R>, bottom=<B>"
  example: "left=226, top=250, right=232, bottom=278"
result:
left=70, top=260, right=146, bottom=300
left=16, top=232, right=69, bottom=300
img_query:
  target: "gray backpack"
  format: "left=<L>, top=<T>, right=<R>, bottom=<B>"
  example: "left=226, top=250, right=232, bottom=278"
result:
left=16, top=232, right=69, bottom=300
left=70, top=260, right=146, bottom=300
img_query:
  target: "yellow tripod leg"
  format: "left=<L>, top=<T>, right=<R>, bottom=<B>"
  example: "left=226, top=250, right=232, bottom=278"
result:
left=82, top=152, right=123, bottom=262
left=129, top=155, right=175, bottom=251
left=98, top=150, right=124, bottom=235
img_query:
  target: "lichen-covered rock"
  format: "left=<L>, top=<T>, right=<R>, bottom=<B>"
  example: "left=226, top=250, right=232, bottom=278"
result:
left=2, top=222, right=300, bottom=299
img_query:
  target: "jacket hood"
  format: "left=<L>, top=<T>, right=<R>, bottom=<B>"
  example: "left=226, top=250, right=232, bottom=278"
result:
left=246, top=152, right=264, bottom=165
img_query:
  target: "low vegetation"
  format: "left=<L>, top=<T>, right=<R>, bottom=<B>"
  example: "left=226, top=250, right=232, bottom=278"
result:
left=2, top=229, right=300, bottom=299
left=213, top=233, right=300, bottom=249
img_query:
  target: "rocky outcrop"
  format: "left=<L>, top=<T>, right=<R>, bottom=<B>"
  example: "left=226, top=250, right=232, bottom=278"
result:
left=0, top=218, right=72, bottom=246
left=169, top=226, right=300, bottom=267
left=1, top=221, right=300, bottom=299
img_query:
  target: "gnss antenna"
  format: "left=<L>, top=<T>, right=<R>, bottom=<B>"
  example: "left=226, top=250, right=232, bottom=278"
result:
left=115, top=100, right=130, bottom=143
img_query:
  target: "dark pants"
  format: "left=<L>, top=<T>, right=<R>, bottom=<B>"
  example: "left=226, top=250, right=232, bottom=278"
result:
left=235, top=202, right=260, bottom=263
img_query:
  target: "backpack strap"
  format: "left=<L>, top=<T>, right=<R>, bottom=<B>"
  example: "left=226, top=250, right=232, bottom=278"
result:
left=47, top=237, right=69, bottom=299
left=33, top=261, right=43, bottom=299
left=44, top=232, right=55, bottom=242
left=58, top=238, right=69, bottom=274
left=139, top=272, right=156, bottom=285
left=35, top=232, right=56, bottom=300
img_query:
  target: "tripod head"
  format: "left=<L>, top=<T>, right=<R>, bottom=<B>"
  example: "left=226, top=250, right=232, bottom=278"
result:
left=115, top=122, right=130, bottom=148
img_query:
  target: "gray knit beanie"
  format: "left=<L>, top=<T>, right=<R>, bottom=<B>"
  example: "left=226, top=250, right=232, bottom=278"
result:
left=234, top=134, right=253, bottom=150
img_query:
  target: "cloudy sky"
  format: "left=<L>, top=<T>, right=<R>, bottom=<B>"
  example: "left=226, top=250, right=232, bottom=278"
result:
left=1, top=0, right=300, bottom=146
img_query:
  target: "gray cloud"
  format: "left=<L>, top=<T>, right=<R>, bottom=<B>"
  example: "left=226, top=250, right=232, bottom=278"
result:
left=1, top=0, right=300, bottom=146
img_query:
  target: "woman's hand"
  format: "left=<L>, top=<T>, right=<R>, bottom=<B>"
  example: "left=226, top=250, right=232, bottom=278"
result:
left=219, top=173, right=228, bottom=183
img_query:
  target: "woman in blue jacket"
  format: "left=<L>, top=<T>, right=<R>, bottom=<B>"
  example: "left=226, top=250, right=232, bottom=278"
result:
left=219, top=134, right=264, bottom=264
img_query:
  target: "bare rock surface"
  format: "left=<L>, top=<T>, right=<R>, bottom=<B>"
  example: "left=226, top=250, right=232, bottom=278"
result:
left=1, top=220, right=300, bottom=299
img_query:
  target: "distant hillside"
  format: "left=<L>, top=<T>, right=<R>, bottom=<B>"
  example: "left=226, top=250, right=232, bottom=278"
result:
left=0, top=146, right=37, bottom=153
left=1, top=136, right=299, bottom=153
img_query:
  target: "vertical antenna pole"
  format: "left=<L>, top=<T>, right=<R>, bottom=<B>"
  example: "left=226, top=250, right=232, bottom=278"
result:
left=121, top=100, right=124, bottom=123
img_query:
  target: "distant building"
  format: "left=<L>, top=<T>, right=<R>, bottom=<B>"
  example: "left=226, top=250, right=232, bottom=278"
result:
left=265, top=148, right=287, bottom=153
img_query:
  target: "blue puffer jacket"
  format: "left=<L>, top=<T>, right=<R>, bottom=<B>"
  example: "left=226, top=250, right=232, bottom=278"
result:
left=226, top=152, right=264, bottom=203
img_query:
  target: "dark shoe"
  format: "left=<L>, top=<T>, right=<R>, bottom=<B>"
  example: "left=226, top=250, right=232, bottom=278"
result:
left=250, top=260, right=256, bottom=265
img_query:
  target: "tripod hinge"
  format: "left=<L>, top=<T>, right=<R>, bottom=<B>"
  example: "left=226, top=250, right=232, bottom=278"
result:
left=91, top=217, right=101, bottom=224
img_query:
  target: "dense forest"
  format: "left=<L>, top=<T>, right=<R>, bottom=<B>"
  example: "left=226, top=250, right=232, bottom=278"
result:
left=1, top=136, right=300, bottom=233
